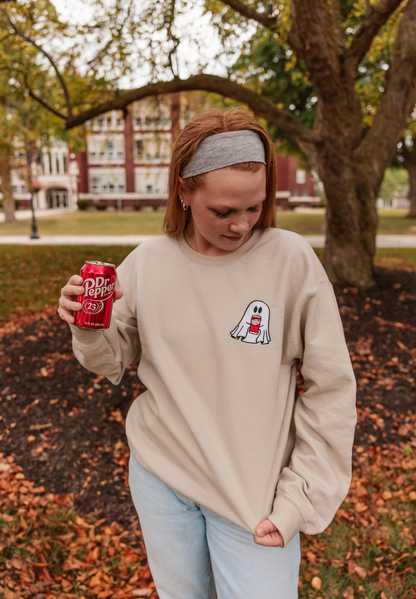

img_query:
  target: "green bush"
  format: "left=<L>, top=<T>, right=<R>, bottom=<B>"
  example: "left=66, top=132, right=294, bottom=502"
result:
left=76, top=199, right=88, bottom=211
left=94, top=203, right=108, bottom=211
left=14, top=199, right=22, bottom=210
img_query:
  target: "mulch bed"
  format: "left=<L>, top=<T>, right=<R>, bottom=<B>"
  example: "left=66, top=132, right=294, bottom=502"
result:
left=1, top=266, right=415, bottom=529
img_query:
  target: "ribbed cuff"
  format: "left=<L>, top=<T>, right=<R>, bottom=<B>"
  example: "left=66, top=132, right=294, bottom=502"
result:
left=268, top=492, right=306, bottom=547
left=69, top=323, right=105, bottom=346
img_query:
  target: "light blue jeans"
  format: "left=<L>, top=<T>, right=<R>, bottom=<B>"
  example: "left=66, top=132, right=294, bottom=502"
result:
left=129, top=455, right=300, bottom=599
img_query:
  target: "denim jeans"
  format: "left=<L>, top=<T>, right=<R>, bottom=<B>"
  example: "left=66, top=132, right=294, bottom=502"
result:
left=129, top=454, right=300, bottom=599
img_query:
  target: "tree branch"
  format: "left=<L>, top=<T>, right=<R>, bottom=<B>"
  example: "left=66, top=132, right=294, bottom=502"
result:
left=65, top=74, right=318, bottom=154
left=26, top=85, right=66, bottom=120
left=355, top=0, right=416, bottom=178
left=218, top=0, right=304, bottom=58
left=0, top=5, right=72, bottom=117
left=219, top=0, right=278, bottom=30
left=346, top=0, right=404, bottom=69
left=290, top=0, right=346, bottom=99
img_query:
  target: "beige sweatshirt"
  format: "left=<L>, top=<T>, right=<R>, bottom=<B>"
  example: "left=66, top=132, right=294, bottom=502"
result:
left=70, top=228, right=357, bottom=546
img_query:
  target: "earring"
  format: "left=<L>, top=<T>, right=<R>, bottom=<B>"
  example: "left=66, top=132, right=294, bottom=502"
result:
left=179, top=196, right=188, bottom=211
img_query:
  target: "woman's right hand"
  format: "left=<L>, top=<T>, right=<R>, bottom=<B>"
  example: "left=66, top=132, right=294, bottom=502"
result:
left=58, top=275, right=124, bottom=325
left=58, top=275, right=86, bottom=325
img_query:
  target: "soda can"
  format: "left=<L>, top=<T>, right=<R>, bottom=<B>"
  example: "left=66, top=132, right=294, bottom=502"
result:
left=74, top=261, right=117, bottom=330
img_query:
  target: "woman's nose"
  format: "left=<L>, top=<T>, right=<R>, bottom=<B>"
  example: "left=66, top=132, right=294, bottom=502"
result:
left=229, top=215, right=249, bottom=234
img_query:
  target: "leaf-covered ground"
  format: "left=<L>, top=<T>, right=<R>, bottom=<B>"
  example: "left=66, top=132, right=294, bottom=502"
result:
left=0, top=266, right=415, bottom=598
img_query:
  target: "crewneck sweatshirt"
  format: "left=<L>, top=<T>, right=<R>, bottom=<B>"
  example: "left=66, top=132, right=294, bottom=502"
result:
left=70, top=228, right=356, bottom=546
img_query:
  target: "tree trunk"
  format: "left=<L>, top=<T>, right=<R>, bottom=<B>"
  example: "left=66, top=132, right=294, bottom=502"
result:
left=317, top=154, right=378, bottom=288
left=0, top=152, right=15, bottom=224
left=403, top=150, right=416, bottom=219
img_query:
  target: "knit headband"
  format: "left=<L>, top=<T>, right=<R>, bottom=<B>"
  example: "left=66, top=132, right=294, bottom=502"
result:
left=181, top=130, right=266, bottom=179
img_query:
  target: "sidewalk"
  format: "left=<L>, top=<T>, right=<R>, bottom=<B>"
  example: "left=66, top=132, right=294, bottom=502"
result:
left=0, top=208, right=75, bottom=222
left=0, top=234, right=415, bottom=247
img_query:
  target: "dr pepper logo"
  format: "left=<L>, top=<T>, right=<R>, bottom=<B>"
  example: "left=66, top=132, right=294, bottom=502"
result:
left=83, top=276, right=115, bottom=301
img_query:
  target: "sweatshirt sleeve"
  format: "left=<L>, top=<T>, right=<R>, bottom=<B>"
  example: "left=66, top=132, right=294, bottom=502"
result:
left=69, top=255, right=141, bottom=386
left=268, top=279, right=357, bottom=546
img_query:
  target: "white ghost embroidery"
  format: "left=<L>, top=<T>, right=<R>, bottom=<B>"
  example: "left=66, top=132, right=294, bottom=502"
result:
left=230, top=301, right=271, bottom=345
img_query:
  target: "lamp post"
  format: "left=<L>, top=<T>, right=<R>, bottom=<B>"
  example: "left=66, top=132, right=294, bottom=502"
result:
left=30, top=180, right=41, bottom=240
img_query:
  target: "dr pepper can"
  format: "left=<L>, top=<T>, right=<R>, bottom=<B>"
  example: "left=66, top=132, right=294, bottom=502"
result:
left=74, top=261, right=117, bottom=330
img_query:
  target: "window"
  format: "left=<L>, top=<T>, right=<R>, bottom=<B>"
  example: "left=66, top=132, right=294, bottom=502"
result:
left=89, top=171, right=125, bottom=193
left=135, top=140, right=144, bottom=159
left=106, top=141, right=114, bottom=157
left=295, top=169, right=306, bottom=184
left=12, top=183, right=27, bottom=194
left=91, top=176, right=100, bottom=193
left=56, top=155, right=60, bottom=174
left=146, top=184, right=153, bottom=193
left=88, top=137, right=124, bottom=162
left=301, top=189, right=308, bottom=197
left=292, top=189, right=299, bottom=197
left=63, top=154, right=67, bottom=173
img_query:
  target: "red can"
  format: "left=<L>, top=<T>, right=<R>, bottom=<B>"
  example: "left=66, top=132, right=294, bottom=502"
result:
left=249, top=315, right=261, bottom=334
left=74, top=261, right=117, bottom=330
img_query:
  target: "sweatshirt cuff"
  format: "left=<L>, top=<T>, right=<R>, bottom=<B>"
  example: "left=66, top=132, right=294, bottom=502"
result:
left=69, top=323, right=105, bottom=346
left=268, top=492, right=306, bottom=547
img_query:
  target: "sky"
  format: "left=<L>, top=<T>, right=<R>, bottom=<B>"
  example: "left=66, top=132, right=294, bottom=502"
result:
left=51, top=0, right=254, bottom=88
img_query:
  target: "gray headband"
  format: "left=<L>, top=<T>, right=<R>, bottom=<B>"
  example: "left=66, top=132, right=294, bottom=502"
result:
left=181, top=130, right=266, bottom=179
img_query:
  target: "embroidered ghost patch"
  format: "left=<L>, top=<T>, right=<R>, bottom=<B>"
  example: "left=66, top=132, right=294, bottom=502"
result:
left=230, top=301, right=271, bottom=345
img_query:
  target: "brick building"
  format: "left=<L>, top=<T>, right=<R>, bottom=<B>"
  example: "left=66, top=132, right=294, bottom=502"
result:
left=8, top=93, right=318, bottom=211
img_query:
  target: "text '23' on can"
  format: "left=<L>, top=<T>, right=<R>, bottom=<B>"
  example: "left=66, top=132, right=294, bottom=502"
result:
left=74, top=261, right=117, bottom=330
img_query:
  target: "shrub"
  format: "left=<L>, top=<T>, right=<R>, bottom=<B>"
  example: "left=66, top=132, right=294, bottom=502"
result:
left=76, top=199, right=88, bottom=211
left=14, top=199, right=22, bottom=210
left=133, top=204, right=142, bottom=211
left=95, top=203, right=108, bottom=211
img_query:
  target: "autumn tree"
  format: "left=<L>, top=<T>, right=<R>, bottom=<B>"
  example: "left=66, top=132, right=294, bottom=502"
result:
left=4, top=0, right=416, bottom=286
left=0, top=0, right=83, bottom=223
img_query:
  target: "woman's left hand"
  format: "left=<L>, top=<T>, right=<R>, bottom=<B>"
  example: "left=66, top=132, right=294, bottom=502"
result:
left=254, top=519, right=284, bottom=547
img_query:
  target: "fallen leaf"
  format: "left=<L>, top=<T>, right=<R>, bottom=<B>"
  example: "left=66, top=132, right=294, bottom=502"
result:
left=3, top=588, right=15, bottom=599
left=89, top=570, right=103, bottom=587
left=87, top=546, right=100, bottom=562
left=11, top=555, right=23, bottom=569
left=76, top=515, right=93, bottom=528
left=61, top=578, right=73, bottom=592
left=354, top=565, right=367, bottom=579
left=343, top=587, right=354, bottom=599
left=311, top=576, right=322, bottom=590
left=132, top=591, right=153, bottom=598
left=354, top=501, right=369, bottom=513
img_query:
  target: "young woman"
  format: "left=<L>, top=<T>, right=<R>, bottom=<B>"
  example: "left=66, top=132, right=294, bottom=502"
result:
left=58, top=108, right=356, bottom=599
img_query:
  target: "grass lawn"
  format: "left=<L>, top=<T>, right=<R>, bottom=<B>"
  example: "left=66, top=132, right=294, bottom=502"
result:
left=1, top=209, right=415, bottom=236
left=0, top=210, right=166, bottom=236
left=1, top=245, right=415, bottom=322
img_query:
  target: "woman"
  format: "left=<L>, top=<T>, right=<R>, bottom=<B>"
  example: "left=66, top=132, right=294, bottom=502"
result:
left=58, top=108, right=356, bottom=599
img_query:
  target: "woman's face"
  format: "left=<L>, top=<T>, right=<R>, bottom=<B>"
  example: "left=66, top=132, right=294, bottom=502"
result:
left=179, top=166, right=267, bottom=256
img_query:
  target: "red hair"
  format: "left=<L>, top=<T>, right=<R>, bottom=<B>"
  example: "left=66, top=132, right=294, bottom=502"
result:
left=163, top=108, right=277, bottom=235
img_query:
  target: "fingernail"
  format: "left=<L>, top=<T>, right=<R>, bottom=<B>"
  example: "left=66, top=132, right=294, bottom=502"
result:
left=257, top=528, right=265, bottom=537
